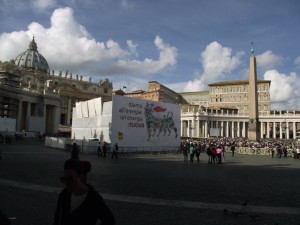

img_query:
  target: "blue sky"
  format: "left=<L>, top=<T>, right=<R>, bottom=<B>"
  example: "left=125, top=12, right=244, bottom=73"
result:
left=1, top=0, right=300, bottom=110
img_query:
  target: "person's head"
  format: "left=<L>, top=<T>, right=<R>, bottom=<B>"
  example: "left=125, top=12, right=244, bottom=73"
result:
left=61, top=159, right=91, bottom=192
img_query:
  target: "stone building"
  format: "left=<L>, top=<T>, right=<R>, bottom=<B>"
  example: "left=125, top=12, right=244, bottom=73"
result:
left=208, top=80, right=271, bottom=115
left=124, top=81, right=185, bottom=104
left=0, top=61, right=60, bottom=134
left=180, top=91, right=209, bottom=107
left=180, top=49, right=300, bottom=140
left=0, top=37, right=113, bottom=135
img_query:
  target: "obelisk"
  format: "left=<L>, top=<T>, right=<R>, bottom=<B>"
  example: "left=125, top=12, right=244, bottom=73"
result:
left=248, top=43, right=260, bottom=140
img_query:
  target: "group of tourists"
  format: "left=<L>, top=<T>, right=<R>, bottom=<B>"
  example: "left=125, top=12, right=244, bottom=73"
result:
left=181, top=141, right=233, bottom=164
left=97, top=142, right=118, bottom=159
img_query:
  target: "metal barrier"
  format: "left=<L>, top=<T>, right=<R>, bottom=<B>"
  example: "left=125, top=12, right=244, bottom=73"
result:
left=235, top=147, right=294, bottom=157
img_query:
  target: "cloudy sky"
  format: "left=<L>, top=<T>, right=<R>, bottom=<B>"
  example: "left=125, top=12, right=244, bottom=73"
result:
left=1, top=0, right=300, bottom=110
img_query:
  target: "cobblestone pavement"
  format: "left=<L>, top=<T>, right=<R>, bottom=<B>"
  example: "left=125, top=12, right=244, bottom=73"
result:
left=0, top=140, right=300, bottom=225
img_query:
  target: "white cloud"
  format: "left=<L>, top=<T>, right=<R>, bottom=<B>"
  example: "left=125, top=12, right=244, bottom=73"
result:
left=256, top=50, right=283, bottom=70
left=183, top=41, right=243, bottom=91
left=264, top=70, right=300, bottom=109
left=127, top=40, right=138, bottom=57
left=0, top=7, right=177, bottom=77
left=31, top=0, right=56, bottom=10
left=294, top=56, right=300, bottom=67
left=99, top=36, right=177, bottom=75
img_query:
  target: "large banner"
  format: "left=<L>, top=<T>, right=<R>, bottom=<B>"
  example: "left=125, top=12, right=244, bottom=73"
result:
left=111, top=95, right=180, bottom=147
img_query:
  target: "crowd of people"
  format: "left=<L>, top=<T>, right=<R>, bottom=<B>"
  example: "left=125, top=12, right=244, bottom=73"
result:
left=181, top=137, right=300, bottom=161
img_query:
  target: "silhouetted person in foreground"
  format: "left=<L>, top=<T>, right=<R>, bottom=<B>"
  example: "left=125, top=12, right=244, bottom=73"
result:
left=0, top=211, right=11, bottom=225
left=54, top=159, right=115, bottom=225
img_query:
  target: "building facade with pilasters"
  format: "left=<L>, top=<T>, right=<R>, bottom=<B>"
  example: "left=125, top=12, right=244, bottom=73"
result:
left=180, top=106, right=300, bottom=140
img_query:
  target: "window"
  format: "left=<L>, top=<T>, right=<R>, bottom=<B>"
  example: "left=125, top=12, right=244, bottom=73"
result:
left=104, top=88, right=108, bottom=94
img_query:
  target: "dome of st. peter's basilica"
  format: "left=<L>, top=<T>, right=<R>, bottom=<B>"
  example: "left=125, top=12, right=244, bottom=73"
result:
left=14, top=37, right=49, bottom=72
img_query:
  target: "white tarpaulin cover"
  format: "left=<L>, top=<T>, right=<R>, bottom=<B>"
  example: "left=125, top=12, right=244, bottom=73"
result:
left=72, top=98, right=111, bottom=143
left=88, top=99, right=96, bottom=117
left=71, top=96, right=180, bottom=149
left=81, top=101, right=89, bottom=118
left=76, top=102, right=82, bottom=118
left=94, top=98, right=102, bottom=116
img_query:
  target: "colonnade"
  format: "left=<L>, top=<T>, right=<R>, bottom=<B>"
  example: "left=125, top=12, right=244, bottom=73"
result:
left=260, top=120, right=298, bottom=139
left=181, top=117, right=300, bottom=140
left=16, top=99, right=60, bottom=134
left=181, top=119, right=248, bottom=139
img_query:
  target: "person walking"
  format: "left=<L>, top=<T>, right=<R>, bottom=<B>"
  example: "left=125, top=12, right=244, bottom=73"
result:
left=271, top=147, right=275, bottom=158
left=211, top=147, right=217, bottom=164
left=102, top=143, right=107, bottom=158
left=206, top=145, right=212, bottom=163
left=230, top=142, right=235, bottom=157
left=54, top=159, right=115, bottom=225
left=189, top=143, right=195, bottom=162
left=195, top=144, right=201, bottom=163
left=182, top=143, right=188, bottom=162
left=216, top=146, right=222, bottom=164
left=71, top=143, right=79, bottom=159
left=97, top=142, right=102, bottom=158
left=296, top=147, right=300, bottom=159
left=111, top=143, right=118, bottom=159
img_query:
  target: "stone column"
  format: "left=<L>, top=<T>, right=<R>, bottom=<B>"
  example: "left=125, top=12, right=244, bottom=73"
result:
left=26, top=102, right=31, bottom=130
left=204, top=121, right=208, bottom=138
left=267, top=122, right=270, bottom=138
left=286, top=122, right=289, bottom=140
left=241, top=122, right=244, bottom=138
left=180, top=120, right=183, bottom=137
left=279, top=122, right=283, bottom=139
left=187, top=120, right=191, bottom=137
left=17, top=100, right=22, bottom=131
left=221, top=121, right=224, bottom=137
left=67, top=98, right=72, bottom=125
left=293, top=122, right=296, bottom=139
left=43, top=104, right=47, bottom=135
left=237, top=121, right=240, bottom=137
left=260, top=122, right=264, bottom=139
left=231, top=122, right=235, bottom=138
left=226, top=121, right=229, bottom=137
left=54, top=106, right=60, bottom=134
left=273, top=122, right=276, bottom=139
left=192, top=118, right=195, bottom=138
left=196, top=119, right=200, bottom=138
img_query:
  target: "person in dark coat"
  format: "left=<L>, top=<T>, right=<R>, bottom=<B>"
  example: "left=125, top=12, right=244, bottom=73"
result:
left=111, top=143, right=118, bottom=159
left=102, top=143, right=107, bottom=158
left=54, top=159, right=115, bottom=225
left=71, top=143, right=79, bottom=159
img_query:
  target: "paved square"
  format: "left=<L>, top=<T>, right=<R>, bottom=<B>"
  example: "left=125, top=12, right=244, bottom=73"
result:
left=0, top=140, right=299, bottom=225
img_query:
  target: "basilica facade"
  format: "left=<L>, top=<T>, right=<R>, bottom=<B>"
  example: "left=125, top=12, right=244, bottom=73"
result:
left=0, top=38, right=113, bottom=135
